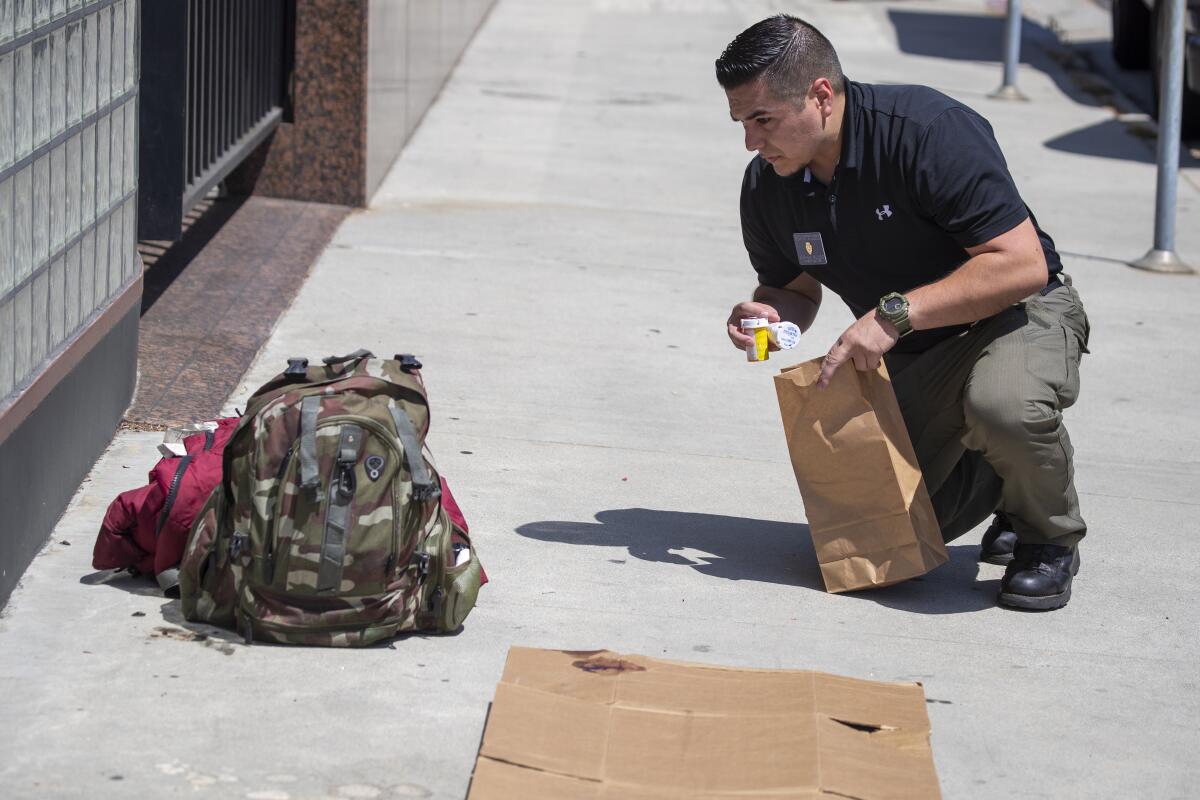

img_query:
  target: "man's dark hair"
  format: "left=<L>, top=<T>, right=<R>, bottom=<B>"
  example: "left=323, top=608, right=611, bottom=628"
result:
left=715, top=15, right=844, bottom=99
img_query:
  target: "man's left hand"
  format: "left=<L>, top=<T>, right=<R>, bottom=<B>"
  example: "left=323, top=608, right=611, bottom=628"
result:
left=817, top=311, right=901, bottom=388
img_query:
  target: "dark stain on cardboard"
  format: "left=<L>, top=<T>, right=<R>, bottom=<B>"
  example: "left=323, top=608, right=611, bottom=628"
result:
left=572, top=655, right=647, bottom=674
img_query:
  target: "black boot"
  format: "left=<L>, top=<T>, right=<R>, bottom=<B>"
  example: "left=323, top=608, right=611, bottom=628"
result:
left=998, top=544, right=1081, bottom=611
left=979, top=512, right=1018, bottom=565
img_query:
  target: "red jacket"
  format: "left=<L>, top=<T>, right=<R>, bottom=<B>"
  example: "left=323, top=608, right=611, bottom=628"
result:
left=92, top=419, right=238, bottom=591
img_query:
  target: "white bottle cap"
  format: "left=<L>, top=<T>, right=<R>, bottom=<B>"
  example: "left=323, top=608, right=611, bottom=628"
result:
left=739, top=317, right=769, bottom=330
left=768, top=321, right=801, bottom=350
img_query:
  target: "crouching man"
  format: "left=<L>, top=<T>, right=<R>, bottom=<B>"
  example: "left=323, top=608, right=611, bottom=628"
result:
left=719, top=15, right=1090, bottom=610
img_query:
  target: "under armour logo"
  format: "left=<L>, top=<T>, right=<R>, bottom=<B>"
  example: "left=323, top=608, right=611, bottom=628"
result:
left=875, top=204, right=893, bottom=221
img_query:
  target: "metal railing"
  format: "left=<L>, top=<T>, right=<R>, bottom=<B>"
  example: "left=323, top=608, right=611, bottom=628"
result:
left=139, top=0, right=293, bottom=241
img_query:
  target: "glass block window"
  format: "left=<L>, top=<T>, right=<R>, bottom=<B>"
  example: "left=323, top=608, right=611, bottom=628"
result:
left=0, top=0, right=138, bottom=404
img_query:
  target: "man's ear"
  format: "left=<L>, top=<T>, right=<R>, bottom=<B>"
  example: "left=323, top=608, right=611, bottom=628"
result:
left=810, top=77, right=836, bottom=116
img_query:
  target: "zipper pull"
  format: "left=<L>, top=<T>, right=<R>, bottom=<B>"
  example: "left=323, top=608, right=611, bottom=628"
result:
left=230, top=531, right=249, bottom=561
left=429, top=587, right=445, bottom=616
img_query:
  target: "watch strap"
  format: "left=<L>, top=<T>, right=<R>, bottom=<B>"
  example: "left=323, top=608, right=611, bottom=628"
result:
left=878, top=292, right=913, bottom=338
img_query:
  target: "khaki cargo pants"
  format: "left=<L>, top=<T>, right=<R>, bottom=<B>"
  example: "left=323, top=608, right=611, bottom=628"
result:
left=884, top=279, right=1090, bottom=547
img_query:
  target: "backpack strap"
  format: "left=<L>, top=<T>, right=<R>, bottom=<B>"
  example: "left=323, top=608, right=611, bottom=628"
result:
left=388, top=405, right=439, bottom=502
left=317, top=425, right=363, bottom=593
left=298, top=395, right=322, bottom=494
left=322, top=349, right=374, bottom=366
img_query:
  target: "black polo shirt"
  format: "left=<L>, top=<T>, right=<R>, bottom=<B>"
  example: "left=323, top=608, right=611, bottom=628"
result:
left=740, top=79, right=1062, bottom=353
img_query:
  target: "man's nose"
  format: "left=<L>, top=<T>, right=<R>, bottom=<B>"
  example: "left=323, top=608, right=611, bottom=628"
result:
left=743, top=125, right=762, bottom=153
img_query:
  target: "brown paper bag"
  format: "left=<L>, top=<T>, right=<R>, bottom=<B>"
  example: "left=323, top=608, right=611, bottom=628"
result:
left=774, top=356, right=948, bottom=593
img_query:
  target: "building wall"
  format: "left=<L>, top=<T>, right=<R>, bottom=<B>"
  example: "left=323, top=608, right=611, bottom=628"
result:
left=0, top=0, right=141, bottom=607
left=0, top=0, right=140, bottom=405
left=365, top=0, right=494, bottom=199
left=229, top=0, right=494, bottom=207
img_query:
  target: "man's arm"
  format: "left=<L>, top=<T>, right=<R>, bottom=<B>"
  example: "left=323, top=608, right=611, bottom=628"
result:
left=906, top=217, right=1047, bottom=330
left=727, top=273, right=823, bottom=350
left=816, top=217, right=1047, bottom=387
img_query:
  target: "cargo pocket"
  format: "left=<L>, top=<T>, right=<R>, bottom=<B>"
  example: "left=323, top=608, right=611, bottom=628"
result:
left=1062, top=284, right=1091, bottom=355
left=1058, top=323, right=1082, bottom=410
left=1023, top=302, right=1081, bottom=412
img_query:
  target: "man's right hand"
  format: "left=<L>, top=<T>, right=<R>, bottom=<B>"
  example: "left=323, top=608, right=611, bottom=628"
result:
left=727, top=301, right=781, bottom=350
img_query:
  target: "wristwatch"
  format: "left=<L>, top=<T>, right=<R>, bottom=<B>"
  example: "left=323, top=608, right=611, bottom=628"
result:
left=877, top=292, right=913, bottom=338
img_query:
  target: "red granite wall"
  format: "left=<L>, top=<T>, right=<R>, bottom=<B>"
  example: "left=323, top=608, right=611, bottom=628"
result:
left=227, top=0, right=370, bottom=207
left=229, top=0, right=493, bottom=207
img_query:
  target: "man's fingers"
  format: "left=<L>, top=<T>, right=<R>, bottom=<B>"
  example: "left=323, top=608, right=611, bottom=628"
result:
left=852, top=352, right=869, bottom=372
left=817, top=344, right=846, bottom=388
left=817, top=357, right=840, bottom=388
left=728, top=324, right=753, bottom=349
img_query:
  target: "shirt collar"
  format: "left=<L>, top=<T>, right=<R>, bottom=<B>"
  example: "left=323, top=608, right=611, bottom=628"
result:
left=838, top=78, right=863, bottom=172
left=781, top=78, right=861, bottom=191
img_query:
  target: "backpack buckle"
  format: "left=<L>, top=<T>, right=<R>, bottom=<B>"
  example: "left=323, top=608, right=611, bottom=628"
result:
left=396, top=354, right=423, bottom=374
left=412, top=481, right=441, bottom=503
left=415, top=552, right=430, bottom=581
left=284, top=358, right=309, bottom=378
left=334, top=462, right=356, bottom=504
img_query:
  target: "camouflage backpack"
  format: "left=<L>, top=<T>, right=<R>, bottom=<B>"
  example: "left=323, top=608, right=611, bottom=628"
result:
left=179, top=350, right=483, bottom=646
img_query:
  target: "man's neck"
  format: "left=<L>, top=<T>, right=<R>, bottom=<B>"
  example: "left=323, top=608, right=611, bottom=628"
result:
left=808, top=93, right=846, bottom=186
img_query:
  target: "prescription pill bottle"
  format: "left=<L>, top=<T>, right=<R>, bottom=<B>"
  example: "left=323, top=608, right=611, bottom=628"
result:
left=768, top=321, right=801, bottom=350
left=740, top=317, right=770, bottom=362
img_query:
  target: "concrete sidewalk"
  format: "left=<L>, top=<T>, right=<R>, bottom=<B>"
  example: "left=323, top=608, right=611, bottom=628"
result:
left=2, top=1, right=1198, bottom=798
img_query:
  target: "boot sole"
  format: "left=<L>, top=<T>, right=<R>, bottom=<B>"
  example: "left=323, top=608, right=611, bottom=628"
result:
left=988, top=546, right=1080, bottom=570
left=998, top=585, right=1071, bottom=610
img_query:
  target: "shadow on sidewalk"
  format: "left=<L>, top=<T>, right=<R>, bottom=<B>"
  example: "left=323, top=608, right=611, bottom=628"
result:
left=1044, top=118, right=1200, bottom=165
left=887, top=10, right=1091, bottom=106
left=80, top=568, right=162, bottom=596
left=887, top=11, right=1190, bottom=177
left=516, top=509, right=823, bottom=589
left=517, top=511, right=998, bottom=615
left=843, top=545, right=1000, bottom=615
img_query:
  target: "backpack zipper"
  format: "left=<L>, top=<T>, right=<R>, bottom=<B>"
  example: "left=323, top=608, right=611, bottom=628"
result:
left=263, top=442, right=296, bottom=582
left=155, top=454, right=194, bottom=538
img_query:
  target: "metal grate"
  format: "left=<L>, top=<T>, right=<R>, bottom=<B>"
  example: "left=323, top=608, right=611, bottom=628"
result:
left=139, top=0, right=291, bottom=241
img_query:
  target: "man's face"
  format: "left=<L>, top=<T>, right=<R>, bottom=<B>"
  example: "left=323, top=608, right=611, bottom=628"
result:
left=726, top=78, right=827, bottom=177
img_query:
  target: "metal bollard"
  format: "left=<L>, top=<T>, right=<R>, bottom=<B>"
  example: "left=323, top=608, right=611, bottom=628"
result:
left=989, top=0, right=1029, bottom=101
left=1128, top=0, right=1195, bottom=274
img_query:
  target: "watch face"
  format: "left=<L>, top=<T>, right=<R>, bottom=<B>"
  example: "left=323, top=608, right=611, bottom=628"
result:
left=883, top=297, right=905, bottom=314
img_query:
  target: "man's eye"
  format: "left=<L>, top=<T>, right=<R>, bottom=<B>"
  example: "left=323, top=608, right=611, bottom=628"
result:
left=757, top=118, right=771, bottom=126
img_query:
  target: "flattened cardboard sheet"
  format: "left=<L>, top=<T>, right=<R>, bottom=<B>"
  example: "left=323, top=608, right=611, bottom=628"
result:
left=467, top=647, right=941, bottom=800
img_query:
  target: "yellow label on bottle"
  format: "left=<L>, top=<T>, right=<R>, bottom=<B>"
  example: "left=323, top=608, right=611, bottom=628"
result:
left=753, top=326, right=769, bottom=361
